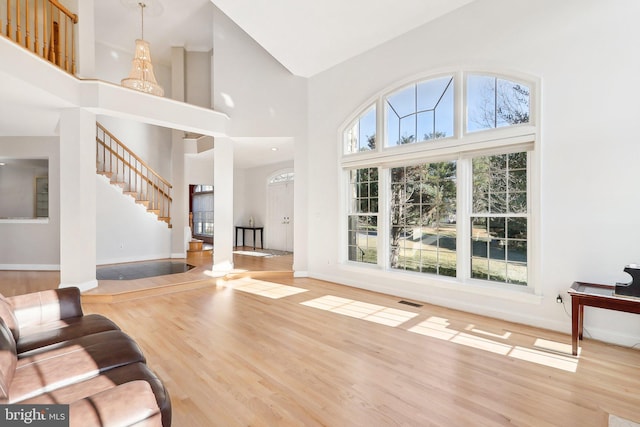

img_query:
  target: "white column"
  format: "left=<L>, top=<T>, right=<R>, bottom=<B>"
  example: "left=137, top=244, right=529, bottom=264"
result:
left=59, top=109, right=97, bottom=290
left=213, top=137, right=234, bottom=267
left=75, top=0, right=95, bottom=78
left=170, top=47, right=187, bottom=257
left=170, top=130, right=187, bottom=258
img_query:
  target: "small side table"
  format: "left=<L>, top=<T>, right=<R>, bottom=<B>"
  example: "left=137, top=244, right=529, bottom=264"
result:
left=235, top=226, right=264, bottom=250
left=568, top=281, right=640, bottom=355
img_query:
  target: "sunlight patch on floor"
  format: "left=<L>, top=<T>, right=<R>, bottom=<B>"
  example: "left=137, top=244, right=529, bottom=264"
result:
left=465, top=324, right=512, bottom=340
left=301, top=295, right=419, bottom=327
left=509, top=346, right=578, bottom=372
left=451, top=333, right=512, bottom=355
left=224, top=277, right=308, bottom=299
left=609, top=414, right=640, bottom=427
left=409, top=316, right=578, bottom=372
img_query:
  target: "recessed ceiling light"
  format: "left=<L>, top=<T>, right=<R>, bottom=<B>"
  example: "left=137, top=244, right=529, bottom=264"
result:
left=271, top=147, right=278, bottom=151
left=0, top=162, right=5, bottom=166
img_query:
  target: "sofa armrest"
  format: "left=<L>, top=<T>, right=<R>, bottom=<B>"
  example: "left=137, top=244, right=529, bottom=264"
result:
left=7, top=288, right=84, bottom=330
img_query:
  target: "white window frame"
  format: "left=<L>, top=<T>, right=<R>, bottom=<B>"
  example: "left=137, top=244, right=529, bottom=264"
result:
left=339, top=69, right=541, bottom=298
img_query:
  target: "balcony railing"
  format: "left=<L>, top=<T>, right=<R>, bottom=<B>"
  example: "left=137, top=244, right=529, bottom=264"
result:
left=1, top=0, right=78, bottom=74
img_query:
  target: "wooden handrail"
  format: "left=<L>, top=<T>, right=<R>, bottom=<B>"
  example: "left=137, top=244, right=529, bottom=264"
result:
left=98, top=141, right=173, bottom=202
left=49, top=0, right=76, bottom=23
left=97, top=123, right=173, bottom=189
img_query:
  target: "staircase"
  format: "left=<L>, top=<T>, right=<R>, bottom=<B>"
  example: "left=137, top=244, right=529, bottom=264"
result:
left=96, top=123, right=172, bottom=228
left=186, top=239, right=213, bottom=263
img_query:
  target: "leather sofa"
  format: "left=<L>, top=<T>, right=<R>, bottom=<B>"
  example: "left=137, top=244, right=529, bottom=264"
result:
left=0, top=287, right=171, bottom=426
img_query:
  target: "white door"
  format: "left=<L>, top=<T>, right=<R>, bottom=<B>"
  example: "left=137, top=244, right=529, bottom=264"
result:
left=267, top=180, right=294, bottom=252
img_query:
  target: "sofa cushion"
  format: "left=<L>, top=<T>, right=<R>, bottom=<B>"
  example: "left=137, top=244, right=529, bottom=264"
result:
left=0, top=295, right=19, bottom=341
left=20, top=362, right=171, bottom=426
left=0, top=317, right=17, bottom=400
left=10, top=330, right=146, bottom=403
left=17, top=314, right=120, bottom=356
left=68, top=380, right=162, bottom=427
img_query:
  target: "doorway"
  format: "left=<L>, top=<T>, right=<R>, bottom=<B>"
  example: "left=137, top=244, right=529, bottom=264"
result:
left=189, top=184, right=214, bottom=245
left=266, top=171, right=294, bottom=252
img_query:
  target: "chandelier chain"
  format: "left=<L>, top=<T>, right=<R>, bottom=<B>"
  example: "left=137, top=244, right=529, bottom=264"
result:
left=139, top=2, right=146, bottom=40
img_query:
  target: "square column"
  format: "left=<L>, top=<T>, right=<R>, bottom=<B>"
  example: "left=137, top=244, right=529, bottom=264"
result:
left=213, top=137, right=233, bottom=267
left=170, top=129, right=188, bottom=258
left=59, top=109, right=97, bottom=290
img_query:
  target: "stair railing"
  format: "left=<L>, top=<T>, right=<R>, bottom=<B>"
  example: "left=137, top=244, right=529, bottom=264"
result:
left=1, top=0, right=78, bottom=74
left=96, top=123, right=172, bottom=226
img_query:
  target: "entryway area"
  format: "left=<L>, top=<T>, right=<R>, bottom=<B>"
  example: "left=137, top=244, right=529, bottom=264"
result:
left=266, top=170, right=294, bottom=252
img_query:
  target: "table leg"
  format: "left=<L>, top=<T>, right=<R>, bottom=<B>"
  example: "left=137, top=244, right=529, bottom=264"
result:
left=571, top=296, right=579, bottom=356
left=578, top=304, right=584, bottom=340
left=235, top=227, right=239, bottom=248
left=252, top=229, right=256, bottom=250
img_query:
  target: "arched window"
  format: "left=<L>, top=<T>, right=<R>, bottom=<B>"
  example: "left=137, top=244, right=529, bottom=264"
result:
left=386, top=76, right=454, bottom=146
left=341, top=71, right=537, bottom=290
left=344, top=105, right=376, bottom=154
left=466, top=75, right=531, bottom=132
left=269, top=172, right=295, bottom=184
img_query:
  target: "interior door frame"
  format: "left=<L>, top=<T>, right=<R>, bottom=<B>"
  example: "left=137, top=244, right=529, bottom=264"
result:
left=266, top=168, right=294, bottom=252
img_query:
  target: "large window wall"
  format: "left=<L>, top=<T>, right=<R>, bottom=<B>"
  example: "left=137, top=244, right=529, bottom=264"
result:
left=342, top=71, right=536, bottom=290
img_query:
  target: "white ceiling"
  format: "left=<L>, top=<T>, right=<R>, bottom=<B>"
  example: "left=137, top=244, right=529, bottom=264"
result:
left=95, top=0, right=215, bottom=67
left=95, top=0, right=476, bottom=77
left=211, top=0, right=476, bottom=78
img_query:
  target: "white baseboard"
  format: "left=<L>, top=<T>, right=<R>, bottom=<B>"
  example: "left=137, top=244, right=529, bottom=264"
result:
left=0, top=264, right=59, bottom=271
left=293, top=270, right=309, bottom=278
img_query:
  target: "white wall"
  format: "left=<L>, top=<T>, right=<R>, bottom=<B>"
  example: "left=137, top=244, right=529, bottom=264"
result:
left=96, top=175, right=171, bottom=264
left=306, top=0, right=640, bottom=346
left=95, top=42, right=172, bottom=99
left=237, top=160, right=293, bottom=227
left=0, top=137, right=59, bottom=269
left=186, top=51, right=212, bottom=109
left=186, top=154, right=214, bottom=187
left=212, top=7, right=307, bottom=139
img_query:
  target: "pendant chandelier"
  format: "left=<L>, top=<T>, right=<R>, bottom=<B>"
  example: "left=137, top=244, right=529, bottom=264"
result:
left=121, top=2, right=164, bottom=96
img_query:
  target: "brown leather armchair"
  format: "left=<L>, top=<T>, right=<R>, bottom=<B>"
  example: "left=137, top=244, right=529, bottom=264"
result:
left=0, top=287, right=171, bottom=426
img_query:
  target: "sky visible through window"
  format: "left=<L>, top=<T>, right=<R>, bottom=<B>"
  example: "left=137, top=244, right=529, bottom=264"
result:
left=346, top=74, right=531, bottom=154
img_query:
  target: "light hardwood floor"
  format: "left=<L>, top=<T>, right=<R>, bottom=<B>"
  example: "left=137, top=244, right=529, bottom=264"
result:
left=1, top=254, right=639, bottom=426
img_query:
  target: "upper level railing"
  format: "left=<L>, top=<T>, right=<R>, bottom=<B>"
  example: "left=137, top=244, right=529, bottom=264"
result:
left=1, top=0, right=77, bottom=74
left=96, top=123, right=173, bottom=227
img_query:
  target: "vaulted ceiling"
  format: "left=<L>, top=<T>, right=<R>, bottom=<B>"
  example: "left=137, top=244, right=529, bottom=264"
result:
left=97, top=0, right=476, bottom=77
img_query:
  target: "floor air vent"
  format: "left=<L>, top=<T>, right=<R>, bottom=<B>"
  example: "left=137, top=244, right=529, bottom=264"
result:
left=398, top=300, right=423, bottom=308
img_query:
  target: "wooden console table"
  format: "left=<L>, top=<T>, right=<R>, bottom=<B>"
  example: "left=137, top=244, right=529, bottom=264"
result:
left=568, top=281, right=640, bottom=355
left=235, top=226, right=264, bottom=250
